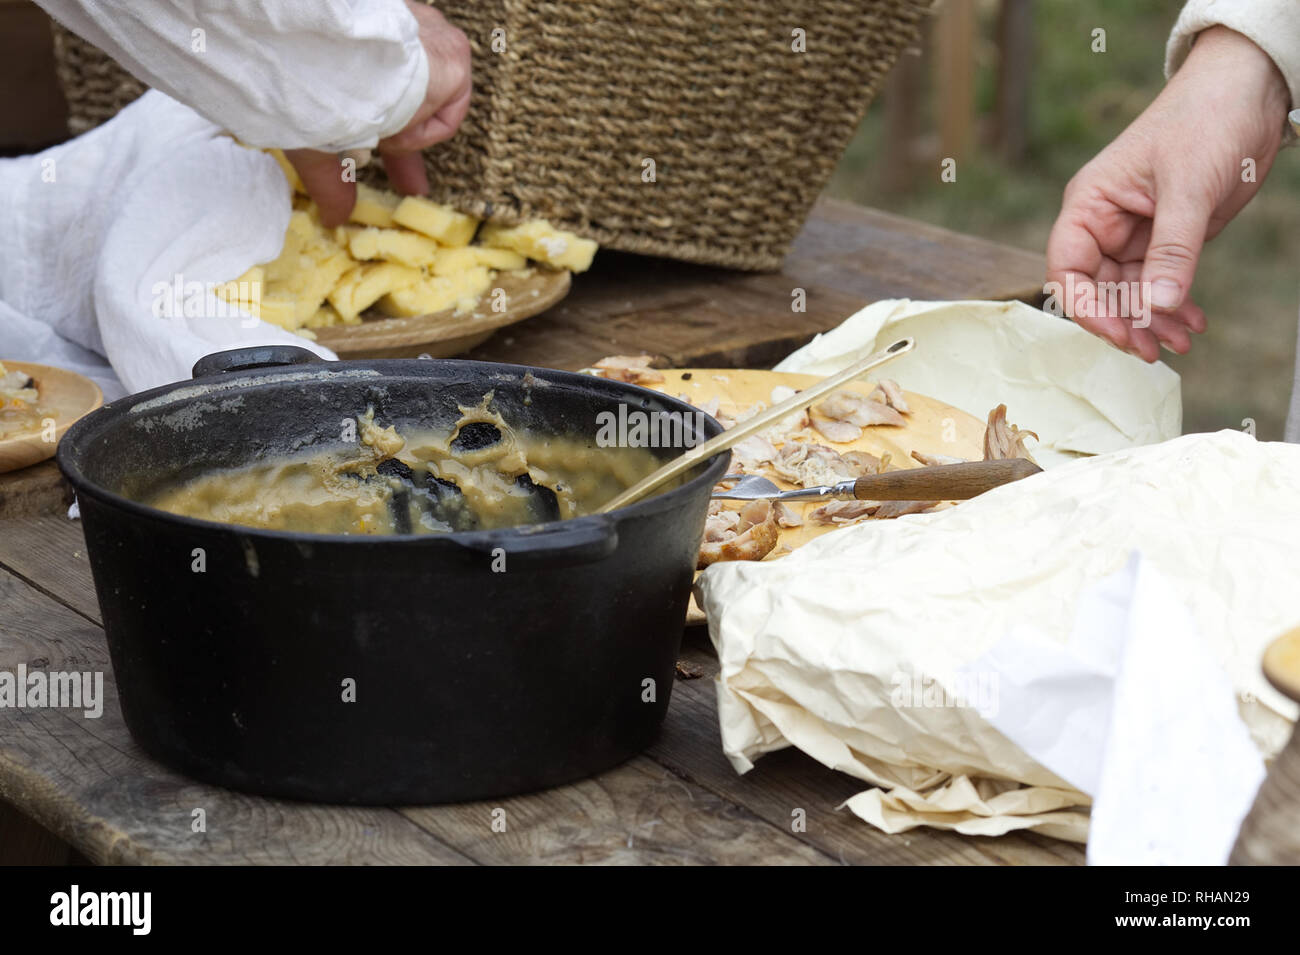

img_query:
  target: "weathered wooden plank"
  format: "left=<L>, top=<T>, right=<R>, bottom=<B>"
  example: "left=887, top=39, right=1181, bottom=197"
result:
left=400, top=755, right=834, bottom=866
left=651, top=635, right=1086, bottom=866
left=0, top=568, right=474, bottom=865
left=0, top=515, right=99, bottom=621
left=0, top=460, right=70, bottom=521
left=784, top=200, right=1047, bottom=306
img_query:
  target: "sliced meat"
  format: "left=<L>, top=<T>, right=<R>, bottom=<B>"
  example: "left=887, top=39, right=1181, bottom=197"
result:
left=808, top=499, right=877, bottom=526
left=696, top=396, right=721, bottom=418
left=872, top=500, right=937, bottom=520
left=812, top=417, right=862, bottom=443
left=869, top=379, right=911, bottom=414
left=983, top=404, right=1039, bottom=462
left=703, top=504, right=741, bottom=542
left=731, top=435, right=780, bottom=471
left=817, top=390, right=906, bottom=428
left=842, top=450, right=886, bottom=475
left=591, top=355, right=665, bottom=385
left=772, top=502, right=803, bottom=528
left=772, top=442, right=859, bottom=488
left=911, top=450, right=966, bottom=467
left=697, top=499, right=781, bottom=568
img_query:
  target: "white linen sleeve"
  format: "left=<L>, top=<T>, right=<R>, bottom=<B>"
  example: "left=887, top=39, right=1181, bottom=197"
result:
left=34, top=0, right=429, bottom=152
left=1166, top=0, right=1300, bottom=108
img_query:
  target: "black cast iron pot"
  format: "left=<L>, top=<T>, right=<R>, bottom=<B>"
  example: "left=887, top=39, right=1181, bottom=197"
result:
left=57, top=346, right=727, bottom=804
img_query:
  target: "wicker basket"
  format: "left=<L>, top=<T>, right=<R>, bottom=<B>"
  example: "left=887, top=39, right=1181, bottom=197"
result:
left=50, top=1, right=926, bottom=270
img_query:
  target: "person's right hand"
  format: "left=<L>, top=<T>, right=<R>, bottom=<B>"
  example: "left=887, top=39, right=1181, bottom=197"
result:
left=1046, top=26, right=1290, bottom=361
left=287, top=1, right=472, bottom=225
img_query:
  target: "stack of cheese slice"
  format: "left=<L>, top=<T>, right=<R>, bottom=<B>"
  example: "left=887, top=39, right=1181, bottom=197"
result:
left=216, top=150, right=598, bottom=338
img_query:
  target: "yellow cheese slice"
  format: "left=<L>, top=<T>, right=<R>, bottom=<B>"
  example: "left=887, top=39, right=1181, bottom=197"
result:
left=391, top=196, right=479, bottom=247
left=478, top=220, right=597, bottom=272
left=348, top=183, right=401, bottom=228
left=376, top=267, right=492, bottom=317
left=347, top=227, right=443, bottom=268
left=328, top=262, right=423, bottom=322
left=428, top=246, right=527, bottom=276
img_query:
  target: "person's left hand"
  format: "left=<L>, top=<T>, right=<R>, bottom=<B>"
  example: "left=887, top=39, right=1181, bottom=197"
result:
left=286, top=1, right=472, bottom=225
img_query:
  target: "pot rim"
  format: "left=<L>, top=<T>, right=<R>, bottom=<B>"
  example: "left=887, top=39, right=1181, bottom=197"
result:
left=57, top=357, right=731, bottom=545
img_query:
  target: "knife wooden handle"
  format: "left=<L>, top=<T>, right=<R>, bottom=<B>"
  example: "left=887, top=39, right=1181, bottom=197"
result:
left=852, top=458, right=1042, bottom=501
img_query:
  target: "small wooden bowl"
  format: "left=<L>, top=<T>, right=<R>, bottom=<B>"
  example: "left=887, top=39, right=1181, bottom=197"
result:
left=313, top=269, right=570, bottom=359
left=0, top=362, right=103, bottom=474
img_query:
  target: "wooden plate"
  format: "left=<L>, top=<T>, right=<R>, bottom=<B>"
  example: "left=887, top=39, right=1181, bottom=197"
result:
left=646, top=369, right=988, bottom=625
left=313, top=268, right=571, bottom=359
left=0, top=362, right=103, bottom=474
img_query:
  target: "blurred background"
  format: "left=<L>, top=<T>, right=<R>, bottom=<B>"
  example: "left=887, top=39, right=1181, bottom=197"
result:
left=2, top=0, right=1297, bottom=437
left=828, top=0, right=1300, bottom=439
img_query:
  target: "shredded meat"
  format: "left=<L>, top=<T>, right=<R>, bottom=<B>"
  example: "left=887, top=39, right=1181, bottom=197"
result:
left=808, top=497, right=936, bottom=525
left=697, top=499, right=781, bottom=568
left=983, top=404, right=1038, bottom=462
left=817, top=390, right=906, bottom=428
left=703, top=501, right=741, bottom=542
left=872, top=500, right=936, bottom=520
left=808, top=499, right=877, bottom=525
left=869, top=379, right=911, bottom=414
left=731, top=435, right=779, bottom=472
left=772, top=501, right=803, bottom=528
left=843, top=450, right=887, bottom=475
left=591, top=355, right=666, bottom=385
left=812, top=417, right=862, bottom=443
left=695, top=396, right=721, bottom=418
left=911, top=450, right=966, bottom=467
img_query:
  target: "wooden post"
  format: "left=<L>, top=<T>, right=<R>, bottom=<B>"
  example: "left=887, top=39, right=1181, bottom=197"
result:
left=994, top=0, right=1033, bottom=163
left=932, top=0, right=975, bottom=164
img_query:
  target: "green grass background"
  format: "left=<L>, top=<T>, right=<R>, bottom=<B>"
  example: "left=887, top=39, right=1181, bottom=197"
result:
left=827, top=0, right=1300, bottom=438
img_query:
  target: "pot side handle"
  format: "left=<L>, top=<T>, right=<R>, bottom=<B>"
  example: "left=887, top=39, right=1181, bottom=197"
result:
left=192, top=345, right=325, bottom=379
left=459, top=516, right=620, bottom=568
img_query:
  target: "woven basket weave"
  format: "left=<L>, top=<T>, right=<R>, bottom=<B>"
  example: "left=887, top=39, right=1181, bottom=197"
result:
left=50, top=1, right=926, bottom=270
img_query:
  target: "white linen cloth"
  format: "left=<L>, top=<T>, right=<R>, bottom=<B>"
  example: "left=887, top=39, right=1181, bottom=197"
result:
left=0, top=92, right=332, bottom=400
left=35, top=0, right=428, bottom=151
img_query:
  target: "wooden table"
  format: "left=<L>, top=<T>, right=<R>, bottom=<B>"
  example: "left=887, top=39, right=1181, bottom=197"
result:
left=0, top=200, right=1082, bottom=865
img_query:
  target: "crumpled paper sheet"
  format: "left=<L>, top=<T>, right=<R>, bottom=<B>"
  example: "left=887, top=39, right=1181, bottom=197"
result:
left=1081, top=557, right=1266, bottom=865
left=775, top=298, right=1182, bottom=467
left=0, top=91, right=334, bottom=398
left=697, top=431, right=1298, bottom=842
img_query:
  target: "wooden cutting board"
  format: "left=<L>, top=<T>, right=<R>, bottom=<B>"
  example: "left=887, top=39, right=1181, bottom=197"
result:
left=0, top=362, right=102, bottom=474
left=646, top=368, right=988, bottom=625
left=313, top=269, right=570, bottom=359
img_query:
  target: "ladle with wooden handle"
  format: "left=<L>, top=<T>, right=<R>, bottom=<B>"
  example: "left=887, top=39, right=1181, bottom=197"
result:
left=600, top=338, right=917, bottom=513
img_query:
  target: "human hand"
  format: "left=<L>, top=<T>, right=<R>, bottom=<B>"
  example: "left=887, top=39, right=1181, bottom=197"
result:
left=287, top=1, right=472, bottom=226
left=1046, top=26, right=1289, bottom=361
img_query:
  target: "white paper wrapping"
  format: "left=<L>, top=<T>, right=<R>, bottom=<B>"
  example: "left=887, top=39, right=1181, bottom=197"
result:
left=696, top=431, right=1300, bottom=845
left=775, top=298, right=1182, bottom=467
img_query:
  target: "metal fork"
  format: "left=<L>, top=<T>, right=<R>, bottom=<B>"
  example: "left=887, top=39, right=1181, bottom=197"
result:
left=711, top=460, right=1042, bottom=503
left=712, top=473, right=851, bottom=502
